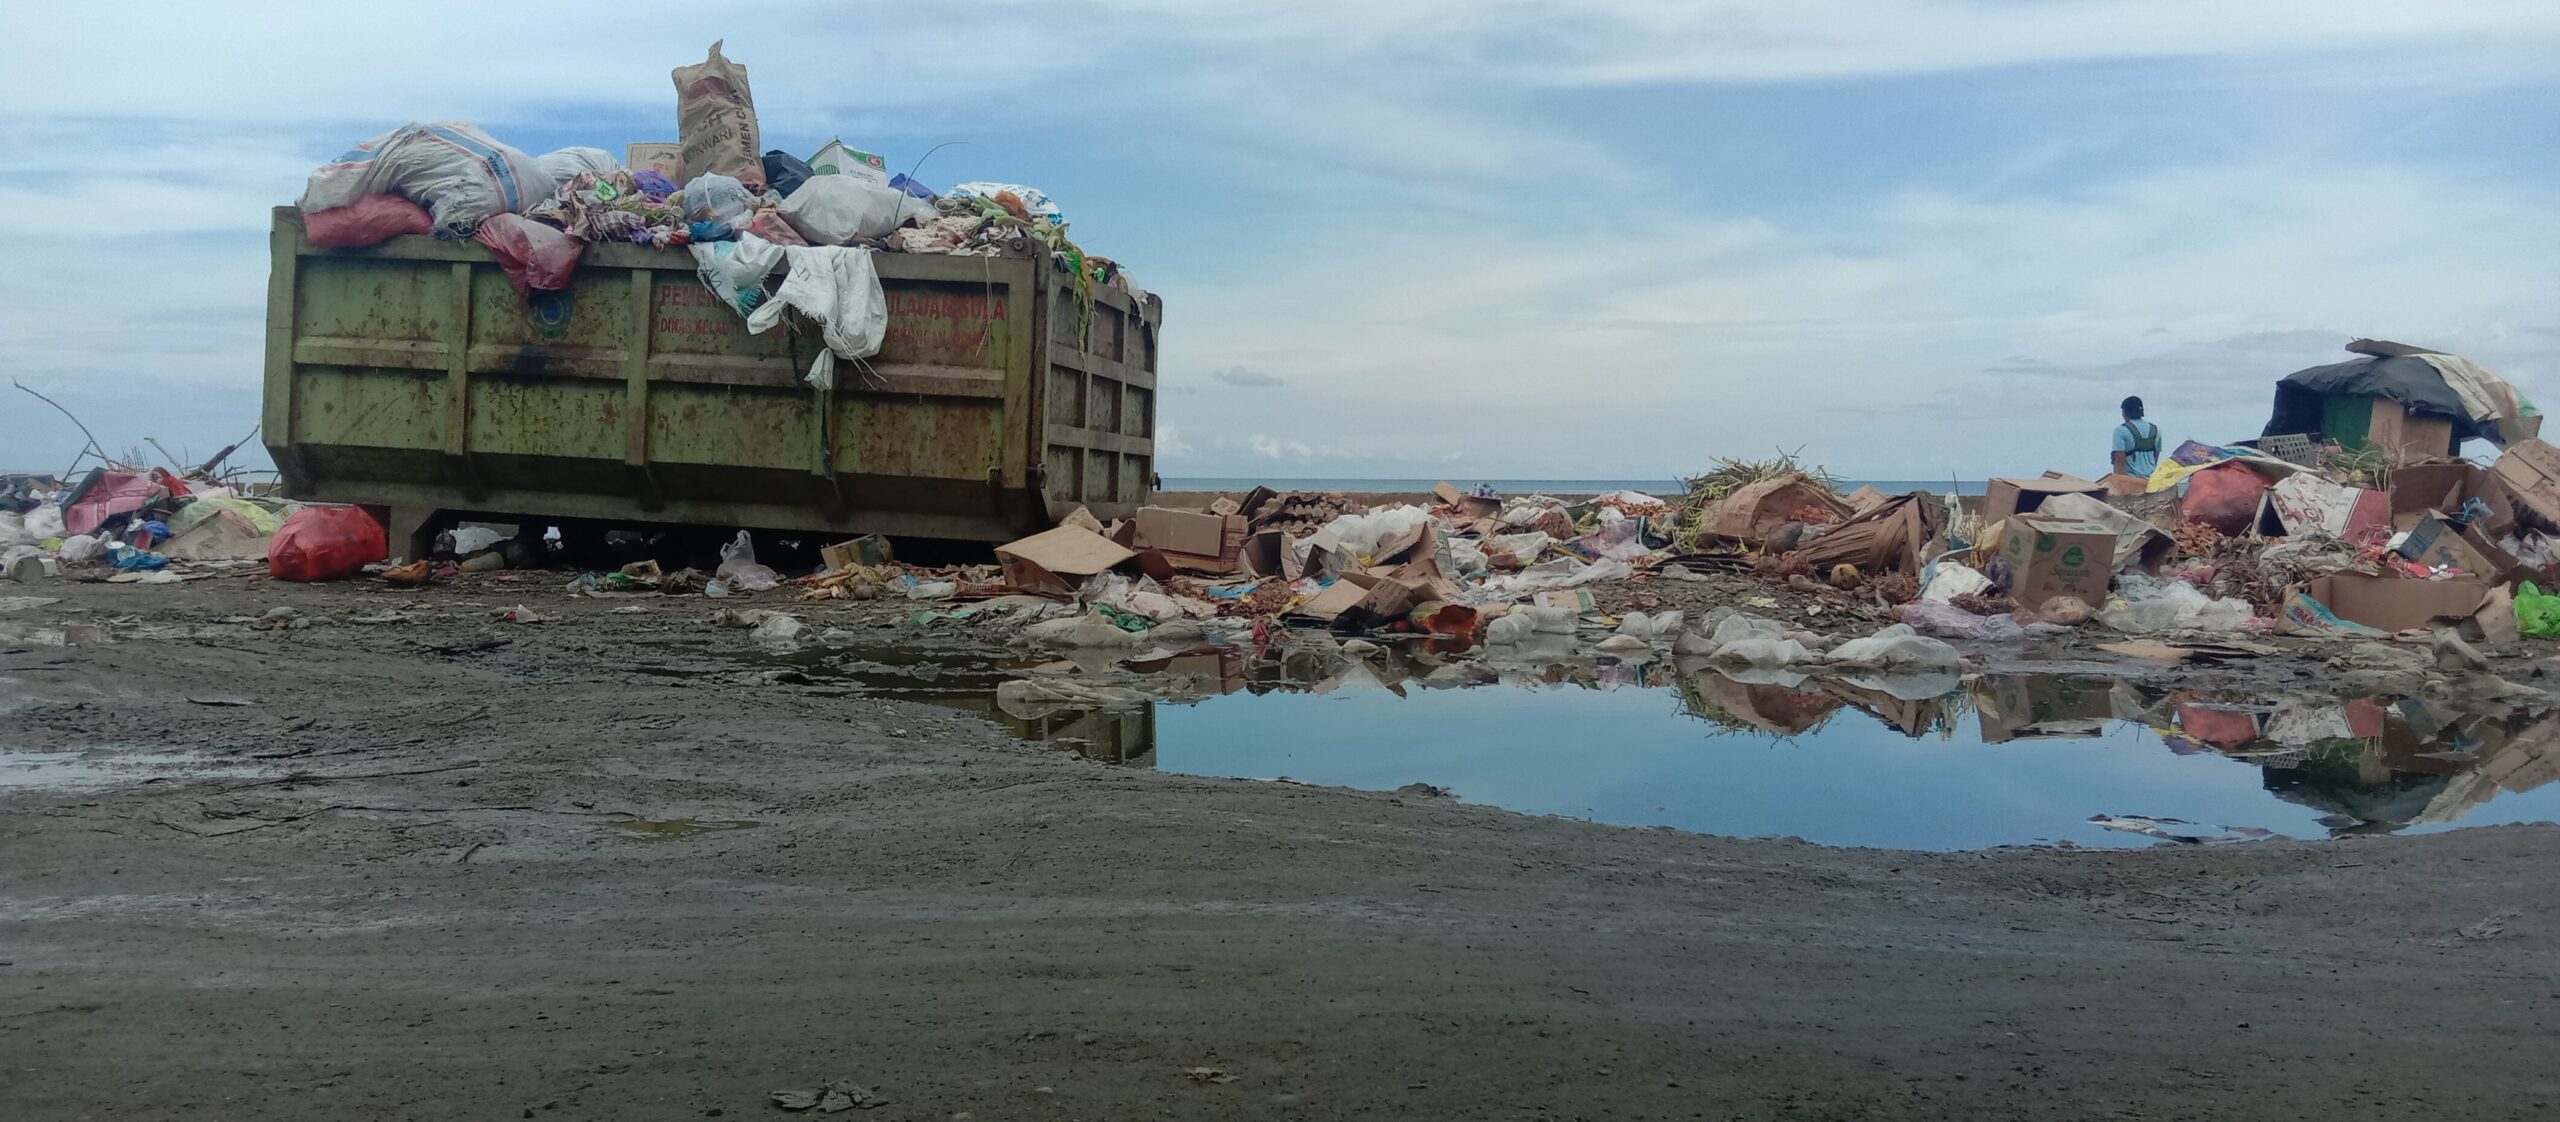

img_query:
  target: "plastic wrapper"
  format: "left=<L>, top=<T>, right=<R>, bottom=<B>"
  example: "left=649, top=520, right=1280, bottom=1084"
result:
left=472, top=214, right=584, bottom=296
left=267, top=506, right=387, bottom=582
left=1895, top=599, right=2026, bottom=642
left=2098, top=575, right=2254, bottom=634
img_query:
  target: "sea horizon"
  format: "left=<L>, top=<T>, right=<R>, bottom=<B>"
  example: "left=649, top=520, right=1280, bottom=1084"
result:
left=1160, top=476, right=1990, bottom=496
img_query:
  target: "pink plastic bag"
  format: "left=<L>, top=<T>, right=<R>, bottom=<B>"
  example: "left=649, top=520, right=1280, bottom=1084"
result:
left=303, top=194, right=433, bottom=248
left=267, top=506, right=387, bottom=582
left=2180, top=462, right=2273, bottom=535
left=472, top=214, right=585, bottom=296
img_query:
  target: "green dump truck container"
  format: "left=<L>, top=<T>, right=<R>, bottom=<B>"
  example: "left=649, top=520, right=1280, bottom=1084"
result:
left=261, top=207, right=1161, bottom=551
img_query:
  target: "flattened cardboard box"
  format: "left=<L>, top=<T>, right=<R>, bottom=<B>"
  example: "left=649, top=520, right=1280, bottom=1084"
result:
left=995, top=525, right=1134, bottom=597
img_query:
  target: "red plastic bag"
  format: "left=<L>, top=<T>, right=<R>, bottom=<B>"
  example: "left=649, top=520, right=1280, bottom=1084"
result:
left=472, top=213, right=585, bottom=296
left=267, top=506, right=387, bottom=582
left=303, top=194, right=433, bottom=248
left=2180, top=462, right=2272, bottom=535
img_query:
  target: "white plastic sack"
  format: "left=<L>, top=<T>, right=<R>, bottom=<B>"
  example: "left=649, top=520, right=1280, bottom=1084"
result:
left=1921, top=563, right=1992, bottom=602
left=1713, top=636, right=1815, bottom=666
left=1584, top=508, right=1655, bottom=561
left=0, top=512, right=26, bottom=548
left=779, top=176, right=920, bottom=244
left=1445, top=537, right=1489, bottom=577
left=25, top=504, right=65, bottom=540
left=746, top=246, right=888, bottom=390
left=299, top=121, right=545, bottom=238
left=750, top=613, right=805, bottom=642
left=1824, top=624, right=1962, bottom=670
left=1323, top=506, right=1436, bottom=560
left=57, top=534, right=107, bottom=562
left=1485, top=613, right=1538, bottom=644
left=713, top=530, right=780, bottom=591
left=533, top=147, right=620, bottom=190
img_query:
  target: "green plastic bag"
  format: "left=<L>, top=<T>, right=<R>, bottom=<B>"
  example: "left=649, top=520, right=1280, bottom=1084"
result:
left=2516, top=581, right=2560, bottom=638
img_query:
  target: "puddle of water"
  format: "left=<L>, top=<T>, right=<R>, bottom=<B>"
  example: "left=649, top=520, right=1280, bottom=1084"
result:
left=607, top=818, right=762, bottom=841
left=0, top=750, right=211, bottom=789
left=676, top=635, right=2560, bottom=850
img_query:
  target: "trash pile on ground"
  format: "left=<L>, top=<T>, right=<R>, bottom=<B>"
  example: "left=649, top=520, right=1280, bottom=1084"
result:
left=290, top=41, right=1137, bottom=389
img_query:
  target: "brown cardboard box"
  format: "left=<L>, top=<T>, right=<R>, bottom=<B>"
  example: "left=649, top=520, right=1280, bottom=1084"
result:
left=818, top=534, right=893, bottom=571
left=1135, top=506, right=1224, bottom=556
left=995, top=525, right=1134, bottom=597
left=1996, top=517, right=2115, bottom=609
left=2492, top=439, right=2560, bottom=529
left=2397, top=512, right=2499, bottom=577
left=2363, top=396, right=2456, bottom=461
left=2390, top=460, right=2515, bottom=535
left=1982, top=473, right=2108, bottom=521
left=2302, top=572, right=2492, bottom=633
left=626, top=141, right=683, bottom=180
left=1241, top=529, right=1300, bottom=581
left=1293, top=572, right=1380, bottom=622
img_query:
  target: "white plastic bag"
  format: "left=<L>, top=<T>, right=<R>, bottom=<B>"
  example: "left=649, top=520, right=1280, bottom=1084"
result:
left=780, top=176, right=921, bottom=244
left=1824, top=624, right=1962, bottom=670
left=681, top=173, right=757, bottom=236
left=713, top=530, right=780, bottom=591
left=688, top=233, right=788, bottom=314
left=0, top=512, right=26, bottom=548
left=2098, top=575, right=2254, bottom=634
left=1615, top=610, right=1685, bottom=640
left=298, top=121, right=546, bottom=238
left=1482, top=531, right=1551, bottom=566
left=25, top=503, right=66, bottom=540
left=57, top=534, right=107, bottom=562
left=534, top=147, right=620, bottom=190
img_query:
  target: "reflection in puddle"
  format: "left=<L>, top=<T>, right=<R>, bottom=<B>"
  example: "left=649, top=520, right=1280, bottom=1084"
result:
left=689, top=635, right=2560, bottom=850
left=607, top=818, right=762, bottom=841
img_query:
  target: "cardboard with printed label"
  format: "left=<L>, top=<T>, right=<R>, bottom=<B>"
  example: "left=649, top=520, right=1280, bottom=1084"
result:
left=1996, top=517, right=2115, bottom=608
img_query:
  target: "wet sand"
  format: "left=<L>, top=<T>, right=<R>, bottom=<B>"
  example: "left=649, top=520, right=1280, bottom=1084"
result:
left=4, top=578, right=2554, bottom=1120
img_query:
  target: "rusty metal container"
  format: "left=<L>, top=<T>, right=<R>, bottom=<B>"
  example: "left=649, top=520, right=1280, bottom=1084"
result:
left=260, top=207, right=1160, bottom=549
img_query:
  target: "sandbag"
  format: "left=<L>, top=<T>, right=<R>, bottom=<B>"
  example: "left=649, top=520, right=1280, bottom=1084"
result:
left=472, top=214, right=584, bottom=296
left=533, top=147, right=619, bottom=190
left=267, top=506, right=387, bottom=582
left=303, top=194, right=432, bottom=248
left=2180, top=461, right=2272, bottom=535
left=672, top=41, right=763, bottom=192
left=298, top=121, right=545, bottom=238
left=779, top=176, right=914, bottom=244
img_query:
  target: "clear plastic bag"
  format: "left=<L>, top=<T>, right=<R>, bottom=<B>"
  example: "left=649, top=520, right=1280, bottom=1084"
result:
left=713, top=530, right=780, bottom=592
left=2098, top=575, right=2252, bottom=634
left=1895, top=599, right=2025, bottom=642
left=681, top=173, right=758, bottom=238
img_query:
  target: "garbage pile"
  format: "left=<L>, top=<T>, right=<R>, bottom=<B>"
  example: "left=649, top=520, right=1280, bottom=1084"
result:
left=290, top=41, right=1138, bottom=390
left=0, top=464, right=401, bottom=585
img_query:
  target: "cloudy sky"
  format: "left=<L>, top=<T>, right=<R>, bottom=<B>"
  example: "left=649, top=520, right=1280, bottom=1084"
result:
left=7, top=2, right=2560, bottom=484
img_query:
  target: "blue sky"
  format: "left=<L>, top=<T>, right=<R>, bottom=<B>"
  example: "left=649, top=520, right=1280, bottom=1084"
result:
left=7, top=2, right=2560, bottom=483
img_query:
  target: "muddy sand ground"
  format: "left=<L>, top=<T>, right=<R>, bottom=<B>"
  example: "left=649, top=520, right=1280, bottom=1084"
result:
left=5, top=577, right=2558, bottom=1121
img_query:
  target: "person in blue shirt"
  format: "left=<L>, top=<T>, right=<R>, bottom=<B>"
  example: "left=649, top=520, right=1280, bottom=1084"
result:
left=2111, top=396, right=2162, bottom=478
